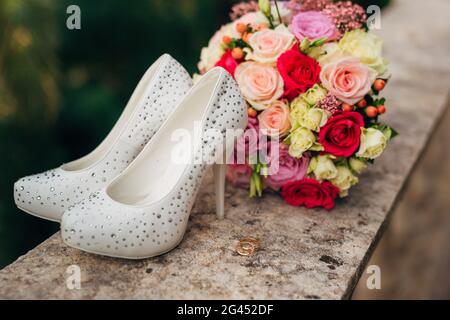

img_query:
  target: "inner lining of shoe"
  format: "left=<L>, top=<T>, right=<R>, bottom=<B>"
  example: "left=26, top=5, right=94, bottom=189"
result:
left=106, top=69, right=221, bottom=206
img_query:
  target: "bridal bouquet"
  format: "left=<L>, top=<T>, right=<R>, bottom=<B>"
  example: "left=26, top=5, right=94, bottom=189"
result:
left=197, top=0, right=396, bottom=210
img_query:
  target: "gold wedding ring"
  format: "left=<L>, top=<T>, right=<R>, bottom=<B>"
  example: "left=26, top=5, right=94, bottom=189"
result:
left=235, top=237, right=261, bottom=256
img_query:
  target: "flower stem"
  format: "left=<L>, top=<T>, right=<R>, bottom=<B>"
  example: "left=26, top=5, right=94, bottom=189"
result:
left=249, top=174, right=256, bottom=198
left=268, top=15, right=275, bottom=29
left=274, top=0, right=282, bottom=24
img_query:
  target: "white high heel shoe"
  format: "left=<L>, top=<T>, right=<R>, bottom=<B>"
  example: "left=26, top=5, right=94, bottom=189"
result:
left=61, top=67, right=247, bottom=259
left=14, top=54, right=192, bottom=222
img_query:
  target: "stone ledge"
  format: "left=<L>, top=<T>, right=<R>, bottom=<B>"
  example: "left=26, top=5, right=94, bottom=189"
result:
left=1, top=0, right=450, bottom=299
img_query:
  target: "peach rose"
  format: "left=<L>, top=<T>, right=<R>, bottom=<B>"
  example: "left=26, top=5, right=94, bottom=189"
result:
left=258, top=100, right=291, bottom=137
left=320, top=56, right=376, bottom=105
left=245, top=25, right=295, bottom=64
left=235, top=61, right=284, bottom=110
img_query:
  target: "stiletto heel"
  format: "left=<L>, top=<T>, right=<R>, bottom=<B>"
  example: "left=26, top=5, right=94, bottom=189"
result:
left=213, top=138, right=240, bottom=220
left=213, top=163, right=226, bottom=220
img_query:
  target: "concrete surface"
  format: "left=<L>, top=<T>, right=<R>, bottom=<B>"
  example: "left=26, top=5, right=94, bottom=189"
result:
left=0, top=0, right=449, bottom=299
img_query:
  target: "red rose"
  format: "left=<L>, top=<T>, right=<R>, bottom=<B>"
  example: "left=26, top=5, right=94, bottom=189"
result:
left=281, top=178, right=339, bottom=210
left=277, top=48, right=321, bottom=100
left=319, top=111, right=364, bottom=158
left=215, top=50, right=239, bottom=77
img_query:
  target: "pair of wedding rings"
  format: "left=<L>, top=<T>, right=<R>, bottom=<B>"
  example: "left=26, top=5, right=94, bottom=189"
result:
left=236, top=237, right=261, bottom=256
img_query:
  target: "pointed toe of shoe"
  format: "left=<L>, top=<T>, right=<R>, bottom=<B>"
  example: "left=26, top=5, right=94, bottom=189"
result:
left=14, top=174, right=62, bottom=222
left=61, top=203, right=107, bottom=254
left=60, top=193, right=132, bottom=258
left=60, top=208, right=88, bottom=250
left=60, top=190, right=183, bottom=259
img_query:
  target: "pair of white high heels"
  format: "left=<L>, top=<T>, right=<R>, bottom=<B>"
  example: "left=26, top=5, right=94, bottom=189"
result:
left=14, top=54, right=247, bottom=259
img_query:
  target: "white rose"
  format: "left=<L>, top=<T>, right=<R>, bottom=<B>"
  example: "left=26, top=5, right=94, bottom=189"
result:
left=331, top=165, right=359, bottom=197
left=290, top=96, right=309, bottom=124
left=311, top=155, right=338, bottom=181
left=290, top=95, right=328, bottom=132
left=288, top=127, right=317, bottom=158
left=356, top=128, right=387, bottom=159
left=303, top=84, right=328, bottom=106
left=349, top=157, right=368, bottom=174
left=299, top=108, right=328, bottom=132
left=338, top=29, right=389, bottom=76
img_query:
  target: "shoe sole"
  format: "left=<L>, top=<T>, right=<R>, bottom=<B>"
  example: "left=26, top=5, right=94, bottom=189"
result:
left=61, top=233, right=186, bottom=260
left=17, top=205, right=185, bottom=259
left=19, top=205, right=185, bottom=259
left=16, top=206, right=61, bottom=223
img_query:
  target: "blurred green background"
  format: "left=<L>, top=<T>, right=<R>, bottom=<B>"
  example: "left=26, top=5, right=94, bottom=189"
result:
left=0, top=0, right=387, bottom=268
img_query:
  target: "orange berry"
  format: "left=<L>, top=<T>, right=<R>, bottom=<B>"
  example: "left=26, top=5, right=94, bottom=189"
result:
left=231, top=47, right=244, bottom=60
left=243, top=32, right=253, bottom=43
left=222, top=36, right=232, bottom=46
left=357, top=99, right=367, bottom=108
left=342, top=103, right=354, bottom=112
left=373, top=79, right=386, bottom=91
left=236, top=23, right=247, bottom=34
left=366, top=106, right=378, bottom=118
left=247, top=107, right=257, bottom=118
left=377, top=105, right=386, bottom=114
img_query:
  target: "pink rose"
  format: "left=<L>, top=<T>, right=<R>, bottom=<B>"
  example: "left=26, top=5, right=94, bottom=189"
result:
left=258, top=100, right=291, bottom=137
left=226, top=164, right=252, bottom=188
left=246, top=25, right=295, bottom=64
left=289, top=11, right=339, bottom=42
left=235, top=61, right=284, bottom=110
left=320, top=56, right=376, bottom=105
left=265, top=143, right=310, bottom=191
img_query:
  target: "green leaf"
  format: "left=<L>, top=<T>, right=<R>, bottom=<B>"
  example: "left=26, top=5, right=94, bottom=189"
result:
left=307, top=157, right=318, bottom=174
left=311, top=37, right=327, bottom=47
left=336, top=158, right=349, bottom=167
left=229, top=39, right=249, bottom=50
left=389, top=127, right=399, bottom=139
left=235, top=39, right=248, bottom=48
left=283, top=134, right=292, bottom=145
left=371, top=123, right=399, bottom=140
left=371, top=97, right=386, bottom=107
